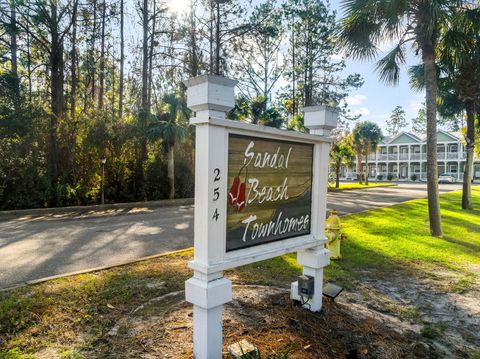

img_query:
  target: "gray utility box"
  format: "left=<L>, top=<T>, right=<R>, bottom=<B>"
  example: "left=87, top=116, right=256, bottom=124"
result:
left=297, top=275, right=314, bottom=298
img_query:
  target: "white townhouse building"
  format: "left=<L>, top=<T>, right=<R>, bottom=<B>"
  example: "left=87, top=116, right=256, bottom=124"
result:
left=339, top=130, right=480, bottom=182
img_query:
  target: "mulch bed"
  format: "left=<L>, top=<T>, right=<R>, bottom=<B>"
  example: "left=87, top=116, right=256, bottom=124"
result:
left=91, top=285, right=438, bottom=358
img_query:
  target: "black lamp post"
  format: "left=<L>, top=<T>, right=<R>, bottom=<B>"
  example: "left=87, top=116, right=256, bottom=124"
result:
left=100, top=157, right=107, bottom=205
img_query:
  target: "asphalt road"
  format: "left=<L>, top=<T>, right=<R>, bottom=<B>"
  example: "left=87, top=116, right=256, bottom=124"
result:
left=0, top=183, right=462, bottom=289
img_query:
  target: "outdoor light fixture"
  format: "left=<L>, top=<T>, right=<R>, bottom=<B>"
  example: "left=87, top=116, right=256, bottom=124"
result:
left=322, top=282, right=344, bottom=301
left=100, top=157, right=107, bottom=205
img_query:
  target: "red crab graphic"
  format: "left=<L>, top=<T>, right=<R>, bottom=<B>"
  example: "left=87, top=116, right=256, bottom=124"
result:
left=228, top=176, right=246, bottom=212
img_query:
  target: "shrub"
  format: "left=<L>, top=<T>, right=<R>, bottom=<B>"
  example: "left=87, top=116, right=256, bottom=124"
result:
left=411, top=174, right=418, bottom=181
left=387, top=174, right=393, bottom=181
left=377, top=174, right=383, bottom=181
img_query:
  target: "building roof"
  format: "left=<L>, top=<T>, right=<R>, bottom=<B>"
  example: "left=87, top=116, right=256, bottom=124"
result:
left=379, top=130, right=461, bottom=145
left=388, top=132, right=422, bottom=144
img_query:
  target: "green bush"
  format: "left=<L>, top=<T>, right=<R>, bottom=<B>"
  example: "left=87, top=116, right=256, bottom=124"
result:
left=411, top=174, right=418, bottom=181
left=377, top=174, right=383, bottom=180
left=387, top=174, right=393, bottom=181
left=0, top=295, right=34, bottom=335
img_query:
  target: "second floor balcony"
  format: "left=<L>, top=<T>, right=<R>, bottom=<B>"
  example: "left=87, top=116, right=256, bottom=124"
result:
left=363, top=151, right=468, bottom=162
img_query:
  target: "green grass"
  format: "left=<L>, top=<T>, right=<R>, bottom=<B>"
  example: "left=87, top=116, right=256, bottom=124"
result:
left=421, top=322, right=447, bottom=339
left=235, top=186, right=480, bottom=286
left=328, top=182, right=397, bottom=191
left=339, top=186, right=480, bottom=273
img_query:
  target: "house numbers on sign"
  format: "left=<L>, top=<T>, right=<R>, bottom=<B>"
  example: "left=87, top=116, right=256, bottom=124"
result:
left=226, top=134, right=314, bottom=252
left=212, top=168, right=221, bottom=221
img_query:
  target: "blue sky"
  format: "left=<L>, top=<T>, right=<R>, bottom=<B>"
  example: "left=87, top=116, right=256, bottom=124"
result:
left=330, top=0, right=424, bottom=132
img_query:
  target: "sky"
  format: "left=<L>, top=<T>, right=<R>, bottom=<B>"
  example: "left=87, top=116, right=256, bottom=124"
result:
left=329, top=0, right=424, bottom=133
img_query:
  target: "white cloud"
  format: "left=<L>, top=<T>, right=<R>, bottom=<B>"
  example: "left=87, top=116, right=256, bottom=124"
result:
left=407, top=100, right=424, bottom=113
left=353, top=107, right=371, bottom=116
left=345, top=94, right=368, bottom=106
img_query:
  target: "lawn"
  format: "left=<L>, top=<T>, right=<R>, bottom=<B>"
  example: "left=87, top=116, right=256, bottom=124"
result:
left=328, top=182, right=397, bottom=191
left=0, top=187, right=479, bottom=358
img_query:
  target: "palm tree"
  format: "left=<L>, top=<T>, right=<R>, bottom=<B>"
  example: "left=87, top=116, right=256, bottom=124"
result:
left=439, top=6, right=480, bottom=209
left=353, top=121, right=383, bottom=186
left=330, top=133, right=355, bottom=188
left=228, top=95, right=284, bottom=128
left=352, top=132, right=364, bottom=184
left=409, top=5, right=480, bottom=209
left=338, top=0, right=462, bottom=236
left=149, top=94, right=187, bottom=199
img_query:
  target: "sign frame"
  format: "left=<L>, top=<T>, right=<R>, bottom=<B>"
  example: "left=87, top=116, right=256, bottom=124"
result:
left=187, top=116, right=331, bottom=275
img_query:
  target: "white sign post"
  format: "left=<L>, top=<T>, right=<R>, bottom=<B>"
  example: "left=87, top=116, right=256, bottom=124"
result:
left=184, top=75, right=338, bottom=359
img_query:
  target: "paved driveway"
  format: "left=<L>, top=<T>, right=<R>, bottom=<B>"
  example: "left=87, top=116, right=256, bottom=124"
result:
left=0, top=183, right=462, bottom=289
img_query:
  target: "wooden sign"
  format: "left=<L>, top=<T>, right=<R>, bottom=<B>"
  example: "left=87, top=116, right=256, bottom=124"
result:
left=226, top=134, right=313, bottom=252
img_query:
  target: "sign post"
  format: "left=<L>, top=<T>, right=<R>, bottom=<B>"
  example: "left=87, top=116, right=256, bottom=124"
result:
left=184, top=75, right=338, bottom=359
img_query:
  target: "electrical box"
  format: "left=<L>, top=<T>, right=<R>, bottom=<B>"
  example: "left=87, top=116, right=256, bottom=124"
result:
left=297, top=275, right=314, bottom=298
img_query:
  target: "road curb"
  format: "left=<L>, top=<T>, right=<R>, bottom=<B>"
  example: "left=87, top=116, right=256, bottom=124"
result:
left=0, top=247, right=194, bottom=292
left=0, top=198, right=194, bottom=218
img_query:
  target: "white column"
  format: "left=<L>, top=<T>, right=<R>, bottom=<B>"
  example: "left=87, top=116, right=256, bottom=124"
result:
left=407, top=145, right=411, bottom=180
left=183, top=75, right=237, bottom=359
left=290, top=105, right=338, bottom=312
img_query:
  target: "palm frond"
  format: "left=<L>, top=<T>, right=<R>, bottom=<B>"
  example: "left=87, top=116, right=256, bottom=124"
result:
left=408, top=64, right=425, bottom=91
left=338, top=0, right=407, bottom=61
left=374, top=44, right=406, bottom=85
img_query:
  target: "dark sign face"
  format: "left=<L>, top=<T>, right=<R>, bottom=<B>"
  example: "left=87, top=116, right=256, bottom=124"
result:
left=226, top=134, right=313, bottom=252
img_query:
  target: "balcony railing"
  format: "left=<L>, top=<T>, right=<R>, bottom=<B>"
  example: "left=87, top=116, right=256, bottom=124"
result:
left=358, top=151, right=469, bottom=163
left=446, top=152, right=460, bottom=159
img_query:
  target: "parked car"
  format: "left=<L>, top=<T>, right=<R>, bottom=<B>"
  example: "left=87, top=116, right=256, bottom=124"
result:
left=438, top=173, right=456, bottom=184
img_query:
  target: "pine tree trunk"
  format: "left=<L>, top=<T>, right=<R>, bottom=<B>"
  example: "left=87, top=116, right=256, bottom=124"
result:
left=70, top=7, right=77, bottom=123
left=10, top=2, right=18, bottom=85
left=168, top=145, right=175, bottom=199
left=214, top=0, right=221, bottom=75
left=189, top=10, right=199, bottom=77
left=90, top=0, right=97, bottom=103
left=27, top=32, right=32, bottom=103
left=98, top=0, right=106, bottom=110
left=291, top=16, right=296, bottom=117
left=119, top=0, right=124, bottom=118
left=137, top=0, right=149, bottom=195
left=423, top=45, right=442, bottom=237
left=462, top=99, right=475, bottom=210
left=141, top=0, right=148, bottom=110
left=209, top=0, right=214, bottom=74
left=147, top=0, right=156, bottom=113
left=49, top=3, right=65, bottom=188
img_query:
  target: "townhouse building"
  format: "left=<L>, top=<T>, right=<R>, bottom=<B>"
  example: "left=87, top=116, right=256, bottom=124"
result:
left=339, top=130, right=480, bottom=182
